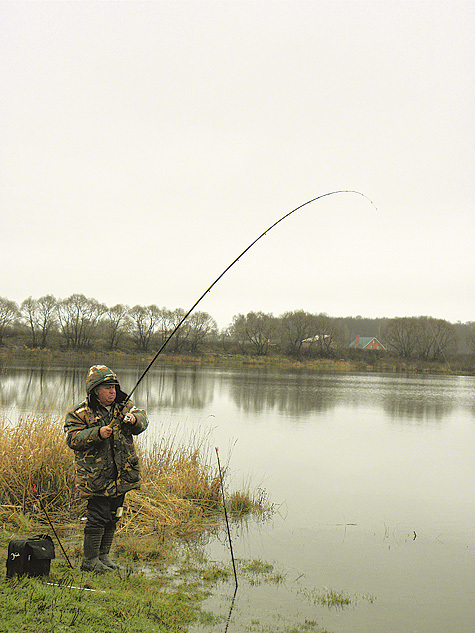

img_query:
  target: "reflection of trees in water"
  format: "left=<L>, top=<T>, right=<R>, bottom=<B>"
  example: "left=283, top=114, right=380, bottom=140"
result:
left=380, top=376, right=457, bottom=424
left=1, top=366, right=471, bottom=425
left=0, top=365, right=215, bottom=418
left=227, top=371, right=465, bottom=422
left=0, top=367, right=80, bottom=416
left=227, top=371, right=337, bottom=416
left=133, top=367, right=214, bottom=411
left=2, top=365, right=339, bottom=420
left=382, top=394, right=452, bottom=423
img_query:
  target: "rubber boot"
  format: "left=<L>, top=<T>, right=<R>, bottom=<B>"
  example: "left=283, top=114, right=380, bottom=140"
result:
left=99, top=524, right=121, bottom=570
left=81, top=528, right=112, bottom=573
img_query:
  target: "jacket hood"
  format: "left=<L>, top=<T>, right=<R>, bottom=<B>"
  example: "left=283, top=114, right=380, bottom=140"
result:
left=86, top=365, right=128, bottom=409
left=86, top=365, right=119, bottom=393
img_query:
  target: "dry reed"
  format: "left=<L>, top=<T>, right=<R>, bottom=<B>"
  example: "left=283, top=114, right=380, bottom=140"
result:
left=0, top=414, right=250, bottom=537
left=0, top=414, right=77, bottom=520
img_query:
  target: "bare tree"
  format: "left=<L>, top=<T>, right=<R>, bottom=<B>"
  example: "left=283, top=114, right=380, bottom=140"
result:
left=104, top=304, right=130, bottom=350
left=37, top=295, right=58, bottom=348
left=382, top=317, right=419, bottom=358
left=279, top=310, right=317, bottom=356
left=129, top=304, right=160, bottom=351
left=468, top=323, right=475, bottom=355
left=166, top=308, right=188, bottom=352
left=312, top=313, right=344, bottom=356
left=21, top=296, right=39, bottom=347
left=183, top=311, right=217, bottom=353
left=417, top=317, right=457, bottom=360
left=57, top=294, right=106, bottom=348
left=0, top=297, right=19, bottom=346
left=154, top=307, right=175, bottom=346
left=228, top=314, right=248, bottom=353
left=21, top=295, right=57, bottom=348
left=230, top=312, right=277, bottom=355
left=383, top=316, right=457, bottom=360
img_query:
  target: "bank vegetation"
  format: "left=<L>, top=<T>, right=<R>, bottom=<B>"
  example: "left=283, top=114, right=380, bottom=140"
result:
left=0, top=293, right=474, bottom=372
left=0, top=413, right=267, bottom=545
left=0, top=416, right=341, bottom=633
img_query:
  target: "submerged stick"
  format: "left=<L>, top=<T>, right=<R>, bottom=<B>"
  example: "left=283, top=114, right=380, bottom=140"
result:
left=215, top=447, right=238, bottom=591
left=224, top=587, right=238, bottom=633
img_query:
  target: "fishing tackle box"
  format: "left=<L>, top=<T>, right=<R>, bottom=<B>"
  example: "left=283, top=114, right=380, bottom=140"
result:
left=6, top=534, right=55, bottom=579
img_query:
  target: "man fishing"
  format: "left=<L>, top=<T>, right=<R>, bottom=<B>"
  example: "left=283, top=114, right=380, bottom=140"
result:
left=64, top=365, right=148, bottom=573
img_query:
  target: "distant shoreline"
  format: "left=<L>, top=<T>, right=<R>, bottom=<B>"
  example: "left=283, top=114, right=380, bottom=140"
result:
left=1, top=347, right=473, bottom=376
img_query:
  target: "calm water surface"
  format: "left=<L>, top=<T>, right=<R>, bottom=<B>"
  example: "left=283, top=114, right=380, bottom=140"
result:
left=1, top=364, right=474, bottom=633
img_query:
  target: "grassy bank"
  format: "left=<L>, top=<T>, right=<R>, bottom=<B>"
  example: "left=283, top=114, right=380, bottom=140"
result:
left=0, top=549, right=353, bottom=633
left=0, top=414, right=347, bottom=633
left=0, top=413, right=263, bottom=632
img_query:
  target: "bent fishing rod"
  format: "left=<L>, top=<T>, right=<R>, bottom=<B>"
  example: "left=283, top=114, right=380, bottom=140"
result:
left=124, top=190, right=377, bottom=402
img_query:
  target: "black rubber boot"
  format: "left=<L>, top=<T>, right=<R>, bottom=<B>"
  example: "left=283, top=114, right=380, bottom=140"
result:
left=99, top=525, right=121, bottom=570
left=81, top=528, right=112, bottom=573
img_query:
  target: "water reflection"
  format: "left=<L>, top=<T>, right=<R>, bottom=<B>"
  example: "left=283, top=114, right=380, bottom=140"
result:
left=0, top=365, right=216, bottom=417
left=148, top=367, right=215, bottom=410
left=379, top=375, right=463, bottom=423
left=227, top=371, right=336, bottom=416
left=382, top=391, right=451, bottom=423
left=225, top=371, right=464, bottom=423
left=0, top=365, right=471, bottom=426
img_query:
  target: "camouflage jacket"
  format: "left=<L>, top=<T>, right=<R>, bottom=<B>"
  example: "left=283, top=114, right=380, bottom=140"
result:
left=64, top=398, right=148, bottom=499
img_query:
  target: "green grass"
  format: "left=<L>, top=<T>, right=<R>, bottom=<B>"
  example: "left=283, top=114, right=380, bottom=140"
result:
left=237, top=558, right=286, bottom=585
left=0, top=545, right=232, bottom=633
left=1, top=571, right=198, bottom=633
left=0, top=550, right=284, bottom=632
left=0, top=534, right=375, bottom=633
left=0, top=537, right=375, bottom=633
left=299, top=586, right=376, bottom=609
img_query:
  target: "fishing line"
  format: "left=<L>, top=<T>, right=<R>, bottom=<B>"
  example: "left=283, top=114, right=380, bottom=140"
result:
left=124, top=190, right=377, bottom=401
left=120, top=190, right=376, bottom=629
left=30, top=483, right=74, bottom=569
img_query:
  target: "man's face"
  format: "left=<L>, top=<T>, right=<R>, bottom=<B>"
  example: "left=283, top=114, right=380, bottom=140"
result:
left=94, top=383, right=117, bottom=406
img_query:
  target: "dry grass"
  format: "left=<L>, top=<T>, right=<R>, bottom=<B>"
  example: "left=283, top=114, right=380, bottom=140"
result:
left=0, top=415, right=78, bottom=521
left=120, top=434, right=223, bottom=537
left=0, top=414, right=262, bottom=539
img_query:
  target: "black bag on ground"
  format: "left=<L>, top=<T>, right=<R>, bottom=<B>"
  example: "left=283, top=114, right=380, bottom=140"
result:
left=6, top=534, right=55, bottom=579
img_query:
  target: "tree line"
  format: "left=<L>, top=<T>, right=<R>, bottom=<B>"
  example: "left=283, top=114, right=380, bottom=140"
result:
left=0, top=294, right=473, bottom=360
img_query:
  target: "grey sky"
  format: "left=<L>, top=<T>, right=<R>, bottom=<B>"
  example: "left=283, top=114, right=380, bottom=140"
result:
left=1, top=1, right=473, bottom=328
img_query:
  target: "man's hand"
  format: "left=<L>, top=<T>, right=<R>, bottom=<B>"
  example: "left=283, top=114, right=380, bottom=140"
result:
left=123, top=413, right=136, bottom=425
left=99, top=425, right=113, bottom=439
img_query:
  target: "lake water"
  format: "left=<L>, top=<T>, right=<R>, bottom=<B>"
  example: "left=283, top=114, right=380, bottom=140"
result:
left=1, top=364, right=474, bottom=633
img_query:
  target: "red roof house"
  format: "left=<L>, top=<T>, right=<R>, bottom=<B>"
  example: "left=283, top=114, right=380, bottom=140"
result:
left=348, top=335, right=385, bottom=350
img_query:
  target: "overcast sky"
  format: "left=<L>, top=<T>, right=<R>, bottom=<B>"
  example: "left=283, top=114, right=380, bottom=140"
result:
left=1, top=1, right=473, bottom=328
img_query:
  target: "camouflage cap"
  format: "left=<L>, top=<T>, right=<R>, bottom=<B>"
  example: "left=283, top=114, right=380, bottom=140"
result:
left=86, top=365, right=119, bottom=394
